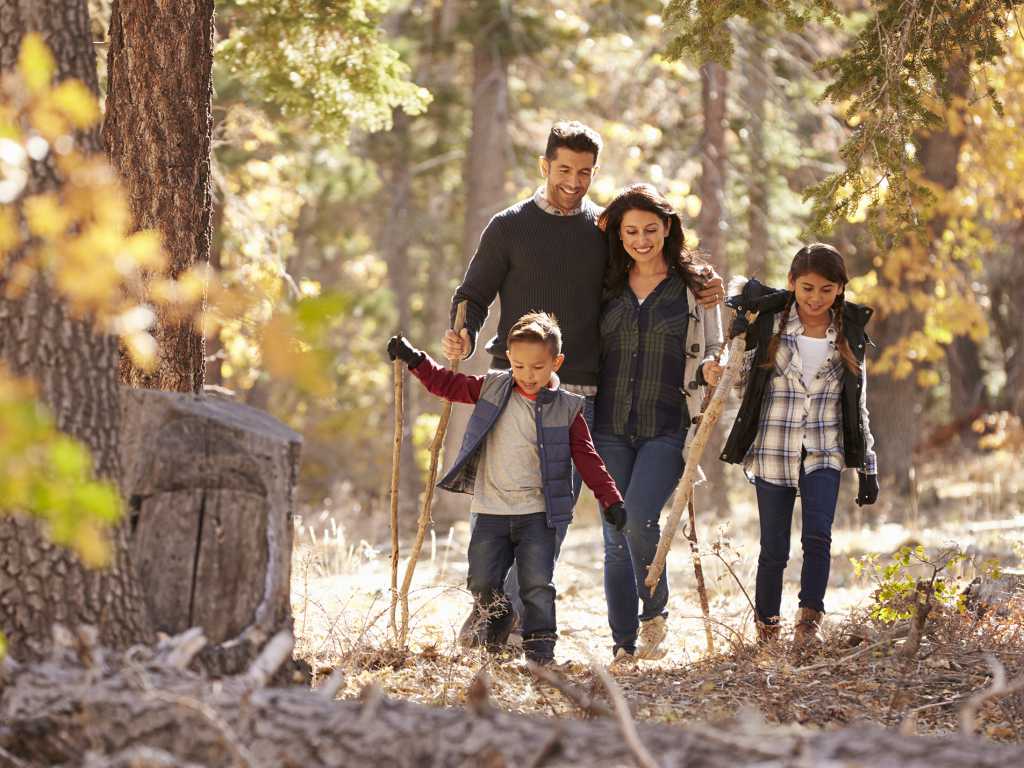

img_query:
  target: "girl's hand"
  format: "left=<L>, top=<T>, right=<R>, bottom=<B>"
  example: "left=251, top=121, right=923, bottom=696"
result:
left=702, top=360, right=723, bottom=387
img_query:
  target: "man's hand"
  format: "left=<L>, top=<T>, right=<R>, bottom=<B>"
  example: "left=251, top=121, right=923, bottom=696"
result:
left=695, top=272, right=725, bottom=308
left=387, top=335, right=425, bottom=369
left=441, top=328, right=470, bottom=362
left=856, top=472, right=879, bottom=506
left=602, top=502, right=627, bottom=532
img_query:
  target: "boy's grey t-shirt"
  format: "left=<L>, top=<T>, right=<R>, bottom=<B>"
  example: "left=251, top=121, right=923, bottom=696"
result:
left=470, top=390, right=546, bottom=516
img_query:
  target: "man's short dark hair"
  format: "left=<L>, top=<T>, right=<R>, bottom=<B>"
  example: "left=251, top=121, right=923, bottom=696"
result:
left=544, top=121, right=602, bottom=163
left=507, top=311, right=562, bottom=357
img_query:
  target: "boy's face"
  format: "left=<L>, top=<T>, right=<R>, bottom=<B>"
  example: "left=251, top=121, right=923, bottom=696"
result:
left=508, top=340, right=564, bottom=396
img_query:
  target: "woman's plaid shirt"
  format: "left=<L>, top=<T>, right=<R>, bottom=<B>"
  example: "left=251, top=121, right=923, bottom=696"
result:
left=737, top=310, right=878, bottom=488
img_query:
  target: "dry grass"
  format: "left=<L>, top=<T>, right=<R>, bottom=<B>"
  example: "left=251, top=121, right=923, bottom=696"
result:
left=292, top=449, right=1023, bottom=741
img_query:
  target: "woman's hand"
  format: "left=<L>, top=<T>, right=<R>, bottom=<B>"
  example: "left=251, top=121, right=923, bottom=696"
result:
left=702, top=360, right=723, bottom=387
left=695, top=273, right=725, bottom=308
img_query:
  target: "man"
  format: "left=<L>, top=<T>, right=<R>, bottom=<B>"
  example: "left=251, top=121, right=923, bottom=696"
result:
left=443, top=121, right=724, bottom=645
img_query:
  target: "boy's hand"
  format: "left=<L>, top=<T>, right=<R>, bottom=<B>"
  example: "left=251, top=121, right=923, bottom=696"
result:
left=695, top=272, right=725, bottom=308
left=602, top=502, right=627, bottom=531
left=856, top=472, right=879, bottom=506
left=387, top=336, right=425, bottom=369
left=441, top=328, right=470, bottom=361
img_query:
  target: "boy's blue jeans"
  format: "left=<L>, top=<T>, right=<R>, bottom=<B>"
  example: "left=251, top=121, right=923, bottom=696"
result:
left=474, top=395, right=594, bottom=624
left=754, top=466, right=841, bottom=624
left=466, top=512, right=557, bottom=661
left=594, top=430, right=684, bottom=655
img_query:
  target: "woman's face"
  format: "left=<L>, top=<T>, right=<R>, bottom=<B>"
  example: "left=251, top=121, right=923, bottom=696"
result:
left=619, top=209, right=668, bottom=269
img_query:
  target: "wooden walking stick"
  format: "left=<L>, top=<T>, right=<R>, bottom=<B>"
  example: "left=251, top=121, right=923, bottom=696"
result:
left=398, top=300, right=468, bottom=647
left=388, top=357, right=405, bottom=643
left=645, top=322, right=751, bottom=596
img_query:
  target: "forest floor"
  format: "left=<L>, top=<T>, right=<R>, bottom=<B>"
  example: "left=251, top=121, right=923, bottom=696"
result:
left=292, top=448, right=1024, bottom=743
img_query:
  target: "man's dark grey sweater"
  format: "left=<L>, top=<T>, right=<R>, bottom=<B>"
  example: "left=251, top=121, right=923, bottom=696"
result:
left=452, top=198, right=608, bottom=386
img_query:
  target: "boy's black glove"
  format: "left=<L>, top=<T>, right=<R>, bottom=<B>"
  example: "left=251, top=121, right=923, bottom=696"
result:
left=387, top=335, right=424, bottom=369
left=602, top=502, right=627, bottom=531
left=856, top=472, right=879, bottom=506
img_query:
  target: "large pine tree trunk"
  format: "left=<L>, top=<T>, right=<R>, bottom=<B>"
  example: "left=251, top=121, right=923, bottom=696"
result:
left=0, top=0, right=152, bottom=661
left=871, top=60, right=969, bottom=494
left=102, top=0, right=214, bottom=393
left=742, top=29, right=769, bottom=277
left=438, top=31, right=509, bottom=521
left=695, top=61, right=732, bottom=517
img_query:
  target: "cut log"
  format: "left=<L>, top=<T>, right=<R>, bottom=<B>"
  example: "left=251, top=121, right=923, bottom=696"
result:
left=0, top=631, right=1022, bottom=768
left=120, top=389, right=302, bottom=676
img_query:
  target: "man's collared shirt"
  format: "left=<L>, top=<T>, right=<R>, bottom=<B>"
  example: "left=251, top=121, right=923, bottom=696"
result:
left=532, top=186, right=586, bottom=217
left=742, top=310, right=878, bottom=488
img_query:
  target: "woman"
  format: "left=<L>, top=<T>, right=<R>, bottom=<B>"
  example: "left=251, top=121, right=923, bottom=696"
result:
left=595, top=183, right=724, bottom=662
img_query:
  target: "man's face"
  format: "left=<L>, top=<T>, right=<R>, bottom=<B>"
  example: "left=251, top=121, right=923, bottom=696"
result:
left=540, top=148, right=597, bottom=213
left=508, top=340, right=564, bottom=396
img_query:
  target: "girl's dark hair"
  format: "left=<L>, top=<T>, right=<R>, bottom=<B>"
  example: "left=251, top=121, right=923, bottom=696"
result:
left=763, top=243, right=860, bottom=375
left=597, top=183, right=711, bottom=299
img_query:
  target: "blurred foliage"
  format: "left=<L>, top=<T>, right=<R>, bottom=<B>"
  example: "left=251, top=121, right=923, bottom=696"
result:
left=217, top=0, right=431, bottom=135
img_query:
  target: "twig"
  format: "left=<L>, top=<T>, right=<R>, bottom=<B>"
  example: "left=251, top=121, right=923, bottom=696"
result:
left=241, top=630, right=294, bottom=690
left=685, top=499, right=714, bottom=655
left=592, top=661, right=660, bottom=768
left=527, top=661, right=613, bottom=717
left=399, top=300, right=467, bottom=646
left=646, top=333, right=746, bottom=590
left=791, top=638, right=894, bottom=675
left=710, top=543, right=757, bottom=618
left=960, top=654, right=1024, bottom=735
left=317, top=668, right=345, bottom=700
left=389, top=357, right=405, bottom=642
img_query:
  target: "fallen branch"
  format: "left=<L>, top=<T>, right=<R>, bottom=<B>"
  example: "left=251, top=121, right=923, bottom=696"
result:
left=646, top=334, right=747, bottom=591
left=527, top=662, right=613, bottom=718
left=399, top=301, right=467, bottom=647
left=960, top=654, right=1024, bottom=736
left=592, top=661, right=660, bottom=768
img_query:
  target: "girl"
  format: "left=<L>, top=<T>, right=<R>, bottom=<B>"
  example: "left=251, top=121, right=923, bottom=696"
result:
left=721, top=244, right=879, bottom=646
left=595, top=183, right=724, bottom=662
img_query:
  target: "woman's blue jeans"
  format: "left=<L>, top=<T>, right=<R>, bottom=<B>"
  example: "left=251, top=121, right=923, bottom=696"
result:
left=754, top=466, right=841, bottom=624
left=594, top=430, right=684, bottom=655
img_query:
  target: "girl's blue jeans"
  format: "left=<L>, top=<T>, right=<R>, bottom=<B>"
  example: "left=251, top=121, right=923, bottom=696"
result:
left=594, top=430, right=684, bottom=655
left=754, top=466, right=841, bottom=624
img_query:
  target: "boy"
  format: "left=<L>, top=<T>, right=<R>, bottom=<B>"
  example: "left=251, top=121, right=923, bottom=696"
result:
left=388, top=312, right=626, bottom=665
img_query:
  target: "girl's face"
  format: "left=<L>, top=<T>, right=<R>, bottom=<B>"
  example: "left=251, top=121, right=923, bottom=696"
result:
left=788, top=270, right=842, bottom=324
left=619, top=209, right=668, bottom=269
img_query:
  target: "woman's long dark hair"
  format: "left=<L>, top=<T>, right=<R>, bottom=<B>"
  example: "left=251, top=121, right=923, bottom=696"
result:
left=763, top=243, right=860, bottom=375
left=598, top=183, right=711, bottom=299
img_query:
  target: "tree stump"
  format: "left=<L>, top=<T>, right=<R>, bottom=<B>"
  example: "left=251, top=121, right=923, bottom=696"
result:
left=120, top=389, right=302, bottom=676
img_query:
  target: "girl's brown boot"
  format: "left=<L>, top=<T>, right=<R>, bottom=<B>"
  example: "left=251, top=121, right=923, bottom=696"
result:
left=756, top=621, right=780, bottom=645
left=793, top=607, right=824, bottom=647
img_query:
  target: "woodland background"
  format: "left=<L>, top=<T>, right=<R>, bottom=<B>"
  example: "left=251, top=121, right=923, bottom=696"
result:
left=1, top=0, right=1024, bottom=764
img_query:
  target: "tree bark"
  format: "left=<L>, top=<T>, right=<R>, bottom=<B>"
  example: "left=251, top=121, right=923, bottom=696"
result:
left=438, top=30, right=510, bottom=521
left=0, top=0, right=151, bottom=662
left=102, top=0, right=214, bottom=393
left=742, top=29, right=769, bottom=277
left=695, top=60, right=731, bottom=517
left=2, top=629, right=1023, bottom=768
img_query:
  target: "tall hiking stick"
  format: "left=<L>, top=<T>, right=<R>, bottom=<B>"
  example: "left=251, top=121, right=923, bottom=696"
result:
left=388, top=358, right=404, bottom=642
left=682, top=344, right=727, bottom=657
left=398, top=301, right=467, bottom=646
left=645, top=331, right=748, bottom=594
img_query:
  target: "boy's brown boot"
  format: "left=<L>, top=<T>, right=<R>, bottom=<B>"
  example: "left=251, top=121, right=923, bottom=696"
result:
left=793, top=607, right=824, bottom=648
left=756, top=621, right=780, bottom=645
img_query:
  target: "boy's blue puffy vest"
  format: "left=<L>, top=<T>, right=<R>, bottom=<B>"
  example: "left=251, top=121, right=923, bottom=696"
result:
left=438, top=371, right=584, bottom=529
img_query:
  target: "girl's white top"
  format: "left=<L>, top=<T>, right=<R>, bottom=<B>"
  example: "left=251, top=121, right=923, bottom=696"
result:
left=797, top=334, right=831, bottom=390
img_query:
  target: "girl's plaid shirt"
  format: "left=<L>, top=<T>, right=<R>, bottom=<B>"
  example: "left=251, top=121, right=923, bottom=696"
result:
left=736, top=310, right=878, bottom=488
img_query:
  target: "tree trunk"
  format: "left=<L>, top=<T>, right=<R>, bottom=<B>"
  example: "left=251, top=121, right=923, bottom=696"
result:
left=871, top=60, right=969, bottom=494
left=438, top=32, right=509, bottom=522
left=695, top=61, right=731, bottom=517
left=102, top=0, right=214, bottom=393
left=742, top=29, right=769, bottom=277
left=2, top=629, right=1023, bottom=767
left=0, top=0, right=151, bottom=662
left=121, top=388, right=301, bottom=676
left=987, top=223, right=1024, bottom=419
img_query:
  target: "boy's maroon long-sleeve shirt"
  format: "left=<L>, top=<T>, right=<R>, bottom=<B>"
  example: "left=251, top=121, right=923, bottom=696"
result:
left=410, top=354, right=623, bottom=510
